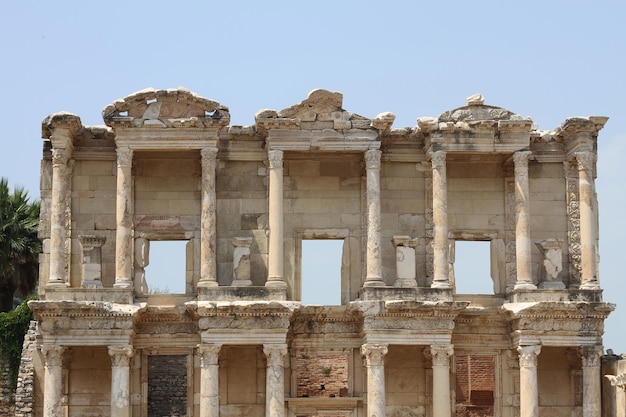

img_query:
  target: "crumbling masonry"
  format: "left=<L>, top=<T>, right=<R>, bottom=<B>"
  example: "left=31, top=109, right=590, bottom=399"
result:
left=17, top=88, right=625, bottom=417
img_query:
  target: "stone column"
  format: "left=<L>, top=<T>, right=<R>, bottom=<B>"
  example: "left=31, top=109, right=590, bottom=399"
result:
left=518, top=345, right=541, bottom=417
left=513, top=151, right=536, bottom=290
left=114, top=146, right=134, bottom=288
left=266, top=150, right=287, bottom=289
left=392, top=236, right=417, bottom=288
left=108, top=345, right=134, bottom=417
left=576, top=151, right=599, bottom=290
left=42, top=345, right=66, bottom=417
left=431, top=151, right=450, bottom=288
left=199, top=147, right=219, bottom=288
left=361, top=343, right=388, bottom=417
left=48, top=148, right=70, bottom=287
left=364, top=149, right=385, bottom=287
left=430, top=344, right=454, bottom=417
left=582, top=345, right=602, bottom=417
left=198, top=344, right=222, bottom=417
left=263, top=344, right=288, bottom=417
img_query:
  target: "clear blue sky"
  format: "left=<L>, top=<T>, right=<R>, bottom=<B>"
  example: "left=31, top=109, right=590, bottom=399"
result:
left=1, top=1, right=624, bottom=351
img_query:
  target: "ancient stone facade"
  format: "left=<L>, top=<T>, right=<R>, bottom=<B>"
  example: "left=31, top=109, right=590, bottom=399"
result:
left=23, top=88, right=617, bottom=417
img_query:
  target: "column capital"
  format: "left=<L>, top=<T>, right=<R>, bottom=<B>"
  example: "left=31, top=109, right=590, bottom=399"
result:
left=581, top=345, right=603, bottom=368
left=116, top=146, right=133, bottom=166
left=517, top=345, right=541, bottom=368
left=263, top=343, right=288, bottom=367
left=268, top=149, right=284, bottom=169
left=431, top=150, right=446, bottom=167
left=197, top=343, right=222, bottom=367
left=108, top=345, right=134, bottom=367
left=364, top=149, right=382, bottom=170
left=361, top=343, right=388, bottom=366
left=575, top=151, right=595, bottom=172
left=51, top=148, right=70, bottom=165
left=430, top=344, right=454, bottom=366
left=201, top=147, right=218, bottom=166
left=513, top=150, right=532, bottom=165
left=41, top=345, right=66, bottom=366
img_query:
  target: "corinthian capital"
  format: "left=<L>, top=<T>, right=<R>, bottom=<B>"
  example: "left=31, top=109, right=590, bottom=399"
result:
left=116, top=147, right=133, bottom=167
left=517, top=345, right=541, bottom=368
left=365, top=150, right=382, bottom=170
left=430, top=344, right=454, bottom=366
left=51, top=148, right=70, bottom=165
left=201, top=147, right=218, bottom=168
left=41, top=345, right=66, bottom=366
left=267, top=150, right=284, bottom=169
left=581, top=345, right=603, bottom=368
left=361, top=343, right=388, bottom=366
left=431, top=150, right=446, bottom=168
left=197, top=343, right=222, bottom=367
left=263, top=344, right=288, bottom=367
left=108, top=345, right=134, bottom=367
left=575, top=151, right=595, bottom=173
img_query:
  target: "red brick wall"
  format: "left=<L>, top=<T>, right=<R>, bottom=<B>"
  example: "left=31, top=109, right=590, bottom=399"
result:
left=295, top=354, right=348, bottom=397
left=455, top=355, right=495, bottom=417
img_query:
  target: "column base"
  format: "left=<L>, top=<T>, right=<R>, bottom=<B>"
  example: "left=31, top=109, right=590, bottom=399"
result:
left=363, top=278, right=387, bottom=288
left=265, top=278, right=287, bottom=290
left=514, top=281, right=537, bottom=291
left=197, top=280, right=220, bottom=288
left=430, top=281, right=451, bottom=289
left=580, top=281, right=600, bottom=290
left=113, top=279, right=133, bottom=289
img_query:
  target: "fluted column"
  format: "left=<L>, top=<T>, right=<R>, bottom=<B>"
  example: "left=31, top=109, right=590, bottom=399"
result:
left=431, top=151, right=450, bottom=288
left=263, top=344, right=287, bottom=417
left=48, top=148, right=70, bottom=287
left=364, top=150, right=384, bottom=287
left=430, top=344, right=453, bottom=417
left=199, top=147, right=219, bottom=287
left=361, top=343, right=388, bottom=417
left=108, top=346, right=134, bottom=417
left=42, top=345, right=66, bottom=417
left=198, top=344, right=222, bottom=417
left=576, top=151, right=599, bottom=289
left=266, top=150, right=286, bottom=289
left=518, top=345, right=541, bottom=417
left=513, top=151, right=536, bottom=290
left=114, top=146, right=134, bottom=288
left=582, top=345, right=602, bottom=417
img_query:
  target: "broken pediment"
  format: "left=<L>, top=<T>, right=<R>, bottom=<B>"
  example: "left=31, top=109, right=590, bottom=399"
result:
left=438, top=94, right=527, bottom=124
left=101, top=87, right=230, bottom=128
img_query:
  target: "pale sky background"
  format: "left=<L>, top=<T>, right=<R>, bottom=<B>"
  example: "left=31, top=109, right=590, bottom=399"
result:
left=1, top=2, right=624, bottom=351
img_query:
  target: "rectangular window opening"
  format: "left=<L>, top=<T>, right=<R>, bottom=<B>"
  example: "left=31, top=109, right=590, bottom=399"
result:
left=453, top=240, right=493, bottom=294
left=302, top=239, right=343, bottom=305
left=145, top=240, right=187, bottom=294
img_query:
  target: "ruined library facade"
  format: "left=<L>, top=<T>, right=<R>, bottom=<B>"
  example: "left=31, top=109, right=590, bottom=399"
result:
left=23, top=88, right=621, bottom=417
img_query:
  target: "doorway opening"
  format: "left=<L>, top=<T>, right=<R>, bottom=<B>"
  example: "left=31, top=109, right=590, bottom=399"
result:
left=301, top=240, right=343, bottom=305
left=453, top=240, right=493, bottom=294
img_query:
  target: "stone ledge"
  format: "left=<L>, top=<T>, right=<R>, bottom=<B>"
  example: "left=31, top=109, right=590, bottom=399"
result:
left=197, top=286, right=287, bottom=302
left=508, top=289, right=603, bottom=303
left=359, top=287, right=453, bottom=302
left=43, top=288, right=134, bottom=304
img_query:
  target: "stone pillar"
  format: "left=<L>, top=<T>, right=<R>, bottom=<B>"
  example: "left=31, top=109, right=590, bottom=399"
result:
left=231, top=237, right=253, bottom=286
left=430, top=344, right=454, bottom=417
left=108, top=345, right=134, bottom=417
left=392, top=236, right=417, bottom=288
left=266, top=150, right=287, bottom=289
left=364, top=149, right=385, bottom=287
left=431, top=151, right=450, bottom=288
left=42, top=345, right=66, bottom=417
left=78, top=235, right=106, bottom=288
left=513, top=151, right=536, bottom=290
left=48, top=148, right=70, bottom=287
left=576, top=151, right=599, bottom=290
left=198, top=344, right=222, bottom=417
left=199, top=147, right=219, bottom=288
left=518, top=345, right=541, bottom=417
left=114, top=146, right=134, bottom=289
left=263, top=344, right=288, bottom=417
left=582, top=345, right=602, bottom=417
left=361, top=343, right=388, bottom=417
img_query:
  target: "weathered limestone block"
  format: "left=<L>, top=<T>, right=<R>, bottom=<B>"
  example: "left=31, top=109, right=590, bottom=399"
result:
left=231, top=237, right=252, bottom=286
left=535, top=238, right=565, bottom=289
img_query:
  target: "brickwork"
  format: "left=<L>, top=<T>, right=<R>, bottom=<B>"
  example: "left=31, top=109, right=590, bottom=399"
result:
left=455, top=355, right=495, bottom=417
left=0, top=358, right=14, bottom=417
left=148, top=355, right=188, bottom=417
left=295, top=354, right=348, bottom=398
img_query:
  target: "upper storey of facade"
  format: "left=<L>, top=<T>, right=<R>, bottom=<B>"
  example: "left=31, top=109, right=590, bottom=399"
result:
left=37, top=88, right=608, bottom=307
